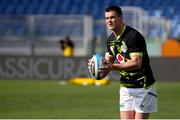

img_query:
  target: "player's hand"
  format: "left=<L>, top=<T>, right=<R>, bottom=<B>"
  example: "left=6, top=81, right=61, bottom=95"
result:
left=99, top=59, right=112, bottom=73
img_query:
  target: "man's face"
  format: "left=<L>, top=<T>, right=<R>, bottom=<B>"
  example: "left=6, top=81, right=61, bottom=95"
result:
left=105, top=11, right=122, bottom=31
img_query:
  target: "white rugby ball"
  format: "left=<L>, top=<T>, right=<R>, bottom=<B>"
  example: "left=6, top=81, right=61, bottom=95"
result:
left=88, top=54, right=108, bottom=80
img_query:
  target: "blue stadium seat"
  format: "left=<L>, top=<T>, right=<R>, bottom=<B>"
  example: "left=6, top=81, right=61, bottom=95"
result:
left=15, top=5, right=25, bottom=15
left=0, top=0, right=179, bottom=20
left=0, top=0, right=180, bottom=37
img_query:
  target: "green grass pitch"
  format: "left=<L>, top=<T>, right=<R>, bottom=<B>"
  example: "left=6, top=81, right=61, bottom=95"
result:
left=0, top=80, right=180, bottom=119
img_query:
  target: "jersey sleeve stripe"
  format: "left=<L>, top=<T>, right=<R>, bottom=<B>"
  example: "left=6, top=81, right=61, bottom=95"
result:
left=130, top=52, right=143, bottom=57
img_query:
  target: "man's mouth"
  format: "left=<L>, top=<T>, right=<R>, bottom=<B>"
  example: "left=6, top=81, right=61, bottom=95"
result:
left=108, top=24, right=113, bottom=27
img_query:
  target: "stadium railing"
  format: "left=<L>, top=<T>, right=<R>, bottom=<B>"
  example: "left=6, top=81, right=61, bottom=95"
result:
left=0, top=15, right=93, bottom=56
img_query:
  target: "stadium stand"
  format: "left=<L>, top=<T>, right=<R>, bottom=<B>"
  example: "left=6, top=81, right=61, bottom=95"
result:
left=0, top=0, right=180, bottom=37
left=0, top=0, right=179, bottom=56
left=0, top=0, right=179, bottom=18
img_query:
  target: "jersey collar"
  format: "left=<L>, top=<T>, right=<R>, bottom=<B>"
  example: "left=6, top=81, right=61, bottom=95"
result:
left=116, top=24, right=126, bottom=40
left=108, top=25, right=126, bottom=46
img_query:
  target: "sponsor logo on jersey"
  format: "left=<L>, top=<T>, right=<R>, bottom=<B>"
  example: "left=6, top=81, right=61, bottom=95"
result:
left=116, top=54, right=125, bottom=63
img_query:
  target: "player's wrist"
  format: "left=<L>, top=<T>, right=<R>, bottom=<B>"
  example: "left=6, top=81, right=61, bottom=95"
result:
left=111, top=63, right=121, bottom=70
left=108, top=63, right=113, bottom=70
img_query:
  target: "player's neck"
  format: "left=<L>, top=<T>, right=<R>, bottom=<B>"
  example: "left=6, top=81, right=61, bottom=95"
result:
left=113, top=24, right=125, bottom=38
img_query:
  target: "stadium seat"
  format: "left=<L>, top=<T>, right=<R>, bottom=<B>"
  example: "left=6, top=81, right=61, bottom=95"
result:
left=0, top=0, right=180, bottom=37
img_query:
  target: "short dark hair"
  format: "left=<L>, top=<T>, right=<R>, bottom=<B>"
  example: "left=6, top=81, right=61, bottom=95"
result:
left=105, top=5, right=122, bottom=16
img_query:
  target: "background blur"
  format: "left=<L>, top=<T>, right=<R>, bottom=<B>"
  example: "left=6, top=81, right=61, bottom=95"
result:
left=0, top=0, right=180, bottom=80
left=0, top=0, right=180, bottom=119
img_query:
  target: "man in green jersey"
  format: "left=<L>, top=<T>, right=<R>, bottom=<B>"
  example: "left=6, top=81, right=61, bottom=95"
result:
left=100, top=5, right=157, bottom=119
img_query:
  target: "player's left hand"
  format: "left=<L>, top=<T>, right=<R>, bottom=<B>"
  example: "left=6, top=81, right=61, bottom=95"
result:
left=99, top=60, right=112, bottom=73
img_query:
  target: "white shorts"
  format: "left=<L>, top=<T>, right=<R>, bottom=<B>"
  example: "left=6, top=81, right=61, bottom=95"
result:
left=119, top=86, right=158, bottom=113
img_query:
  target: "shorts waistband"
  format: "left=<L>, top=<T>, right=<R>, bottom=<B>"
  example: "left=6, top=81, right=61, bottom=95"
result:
left=120, top=83, right=155, bottom=89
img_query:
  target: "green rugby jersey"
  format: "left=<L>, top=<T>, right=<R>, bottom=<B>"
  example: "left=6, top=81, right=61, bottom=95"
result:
left=106, top=25, right=155, bottom=88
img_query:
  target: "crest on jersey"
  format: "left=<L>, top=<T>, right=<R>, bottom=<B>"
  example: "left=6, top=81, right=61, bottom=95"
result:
left=121, top=41, right=127, bottom=53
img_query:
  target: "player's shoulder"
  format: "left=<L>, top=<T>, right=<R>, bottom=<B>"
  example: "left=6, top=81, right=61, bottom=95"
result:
left=126, top=25, right=144, bottom=38
left=125, top=25, right=146, bottom=46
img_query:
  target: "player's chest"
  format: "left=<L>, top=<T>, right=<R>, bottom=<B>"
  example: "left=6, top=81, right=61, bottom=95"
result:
left=109, top=39, right=129, bottom=63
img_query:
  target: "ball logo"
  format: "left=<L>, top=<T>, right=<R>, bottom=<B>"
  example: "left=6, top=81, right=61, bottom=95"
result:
left=116, top=54, right=125, bottom=63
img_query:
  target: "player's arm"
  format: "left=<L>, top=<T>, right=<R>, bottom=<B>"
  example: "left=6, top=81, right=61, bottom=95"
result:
left=112, top=53, right=142, bottom=71
left=100, top=53, right=142, bottom=72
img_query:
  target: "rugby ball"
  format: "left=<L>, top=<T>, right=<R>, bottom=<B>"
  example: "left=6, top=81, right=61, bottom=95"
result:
left=88, top=54, right=109, bottom=80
